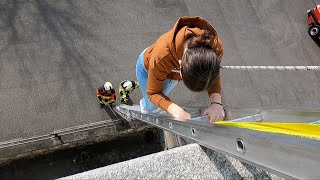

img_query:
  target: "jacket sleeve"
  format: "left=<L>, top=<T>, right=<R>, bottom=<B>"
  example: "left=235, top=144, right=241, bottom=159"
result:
left=207, top=36, right=224, bottom=96
left=207, top=74, right=221, bottom=96
left=146, top=58, right=173, bottom=111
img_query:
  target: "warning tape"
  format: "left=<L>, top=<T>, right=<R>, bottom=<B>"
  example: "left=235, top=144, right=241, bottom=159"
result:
left=216, top=121, right=320, bottom=139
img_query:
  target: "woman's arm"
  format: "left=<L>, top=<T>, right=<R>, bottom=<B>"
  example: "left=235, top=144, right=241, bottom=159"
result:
left=205, top=74, right=225, bottom=123
left=204, top=93, right=225, bottom=123
left=146, top=61, right=191, bottom=121
left=209, top=92, right=221, bottom=104
left=167, top=103, right=191, bottom=121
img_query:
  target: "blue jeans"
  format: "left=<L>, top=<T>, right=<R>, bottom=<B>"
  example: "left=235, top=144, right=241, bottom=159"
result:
left=136, top=49, right=178, bottom=111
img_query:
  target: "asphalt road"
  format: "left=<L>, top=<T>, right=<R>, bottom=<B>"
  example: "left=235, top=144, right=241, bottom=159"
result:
left=1, top=0, right=320, bottom=141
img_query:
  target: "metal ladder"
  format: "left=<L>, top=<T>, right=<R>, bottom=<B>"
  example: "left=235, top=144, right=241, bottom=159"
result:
left=114, top=104, right=320, bottom=179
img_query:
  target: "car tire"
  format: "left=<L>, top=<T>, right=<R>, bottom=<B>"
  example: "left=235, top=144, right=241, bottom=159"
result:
left=311, top=36, right=320, bottom=47
left=309, top=25, right=320, bottom=38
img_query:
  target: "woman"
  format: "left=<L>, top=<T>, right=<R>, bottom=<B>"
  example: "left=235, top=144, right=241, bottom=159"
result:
left=136, top=16, right=224, bottom=122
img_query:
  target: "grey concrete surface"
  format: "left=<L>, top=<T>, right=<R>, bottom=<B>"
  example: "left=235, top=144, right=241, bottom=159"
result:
left=58, top=143, right=283, bottom=180
left=1, top=0, right=320, bottom=142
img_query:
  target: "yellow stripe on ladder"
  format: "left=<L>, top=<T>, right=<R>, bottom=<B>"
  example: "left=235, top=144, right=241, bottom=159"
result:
left=216, top=121, right=320, bottom=139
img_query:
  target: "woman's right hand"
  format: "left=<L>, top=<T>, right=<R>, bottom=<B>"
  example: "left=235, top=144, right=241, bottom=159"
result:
left=167, top=103, right=191, bottom=121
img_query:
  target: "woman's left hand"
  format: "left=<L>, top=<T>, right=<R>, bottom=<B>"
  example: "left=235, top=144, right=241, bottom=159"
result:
left=203, top=103, right=225, bottom=123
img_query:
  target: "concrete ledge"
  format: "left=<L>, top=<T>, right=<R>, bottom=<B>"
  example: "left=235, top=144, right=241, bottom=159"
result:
left=59, top=143, right=284, bottom=180
left=0, top=119, right=149, bottom=165
left=58, top=144, right=218, bottom=180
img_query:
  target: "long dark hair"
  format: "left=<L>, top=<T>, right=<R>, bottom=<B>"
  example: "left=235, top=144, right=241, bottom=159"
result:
left=181, top=30, right=220, bottom=92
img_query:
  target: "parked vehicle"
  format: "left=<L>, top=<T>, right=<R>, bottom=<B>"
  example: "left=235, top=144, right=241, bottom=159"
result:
left=307, top=5, right=320, bottom=47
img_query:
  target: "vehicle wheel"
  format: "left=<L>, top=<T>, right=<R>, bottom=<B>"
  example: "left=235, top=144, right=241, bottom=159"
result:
left=311, top=36, right=320, bottom=47
left=309, top=25, right=320, bottom=38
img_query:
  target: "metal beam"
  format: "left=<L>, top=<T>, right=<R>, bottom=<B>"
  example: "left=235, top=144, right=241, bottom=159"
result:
left=115, top=104, right=320, bottom=179
left=310, top=120, right=320, bottom=124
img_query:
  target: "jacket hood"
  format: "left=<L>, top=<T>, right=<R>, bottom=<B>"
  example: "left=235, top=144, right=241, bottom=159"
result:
left=168, top=16, right=219, bottom=60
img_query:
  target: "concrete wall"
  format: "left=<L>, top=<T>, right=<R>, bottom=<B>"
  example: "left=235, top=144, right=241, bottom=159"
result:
left=59, top=144, right=283, bottom=180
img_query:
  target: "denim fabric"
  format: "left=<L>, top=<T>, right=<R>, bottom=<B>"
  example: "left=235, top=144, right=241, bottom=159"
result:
left=136, top=49, right=178, bottom=111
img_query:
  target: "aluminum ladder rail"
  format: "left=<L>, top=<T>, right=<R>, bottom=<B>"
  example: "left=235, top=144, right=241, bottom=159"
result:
left=114, top=104, right=320, bottom=179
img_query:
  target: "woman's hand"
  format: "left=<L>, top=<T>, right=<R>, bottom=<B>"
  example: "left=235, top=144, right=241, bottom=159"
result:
left=167, top=103, right=191, bottom=121
left=174, top=110, right=191, bottom=121
left=203, top=103, right=225, bottom=123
